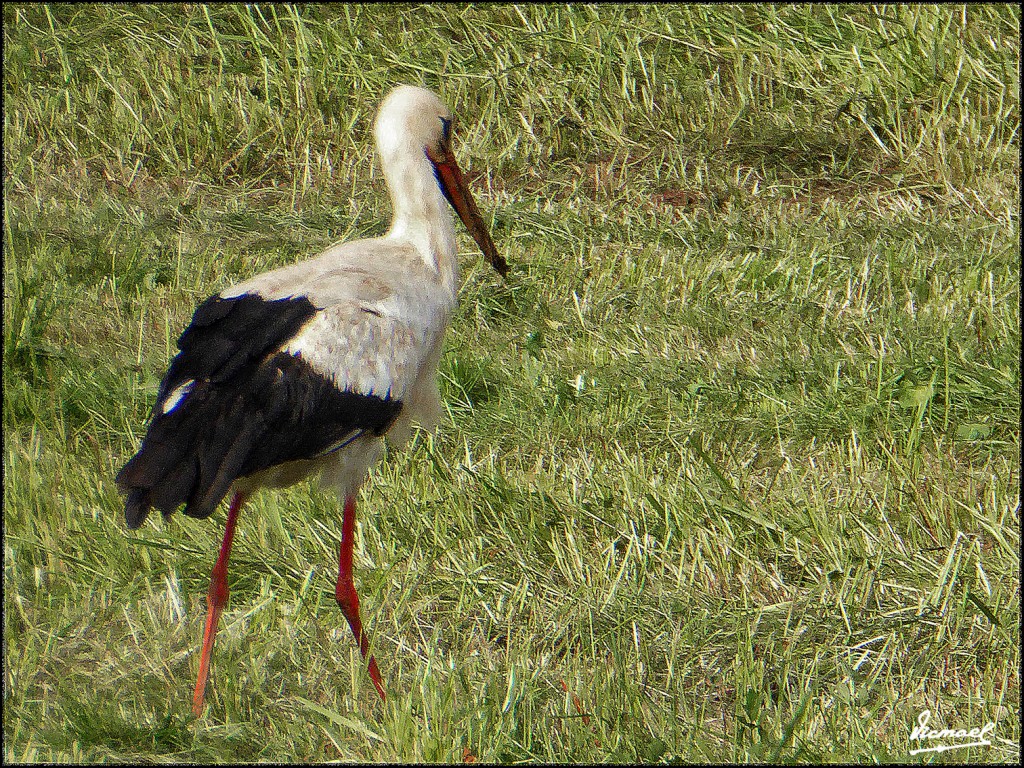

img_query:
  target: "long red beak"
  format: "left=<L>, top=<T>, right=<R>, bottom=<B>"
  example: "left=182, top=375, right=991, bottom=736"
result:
left=429, top=146, right=508, bottom=277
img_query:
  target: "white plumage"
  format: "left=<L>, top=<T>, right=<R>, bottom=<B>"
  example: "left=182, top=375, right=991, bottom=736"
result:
left=116, top=84, right=505, bottom=713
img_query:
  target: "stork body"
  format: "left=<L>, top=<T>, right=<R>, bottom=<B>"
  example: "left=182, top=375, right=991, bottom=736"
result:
left=115, top=85, right=505, bottom=714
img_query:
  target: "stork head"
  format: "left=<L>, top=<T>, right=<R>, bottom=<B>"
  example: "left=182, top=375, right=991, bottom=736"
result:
left=374, top=85, right=507, bottom=276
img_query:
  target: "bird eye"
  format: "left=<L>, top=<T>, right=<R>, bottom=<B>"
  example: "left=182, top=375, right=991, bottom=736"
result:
left=439, top=117, right=452, bottom=143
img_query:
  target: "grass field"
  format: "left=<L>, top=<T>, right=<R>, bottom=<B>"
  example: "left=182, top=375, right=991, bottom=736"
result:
left=3, top=3, right=1020, bottom=762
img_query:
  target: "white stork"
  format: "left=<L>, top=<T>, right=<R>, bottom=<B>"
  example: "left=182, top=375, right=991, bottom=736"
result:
left=115, top=84, right=506, bottom=715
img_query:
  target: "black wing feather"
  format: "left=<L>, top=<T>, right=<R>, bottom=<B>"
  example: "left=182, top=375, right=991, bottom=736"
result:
left=116, top=293, right=403, bottom=529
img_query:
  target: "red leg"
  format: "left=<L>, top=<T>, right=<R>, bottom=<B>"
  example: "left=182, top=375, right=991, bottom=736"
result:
left=335, top=493, right=386, bottom=700
left=193, top=491, right=246, bottom=716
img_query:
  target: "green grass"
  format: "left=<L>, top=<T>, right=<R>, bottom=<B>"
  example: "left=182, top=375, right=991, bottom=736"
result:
left=4, top=3, right=1020, bottom=762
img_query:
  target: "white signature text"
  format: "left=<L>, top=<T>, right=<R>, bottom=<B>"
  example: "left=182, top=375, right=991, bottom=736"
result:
left=908, top=709, right=995, bottom=755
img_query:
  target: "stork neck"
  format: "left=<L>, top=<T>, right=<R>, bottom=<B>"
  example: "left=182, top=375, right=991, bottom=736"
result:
left=383, top=153, right=459, bottom=295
